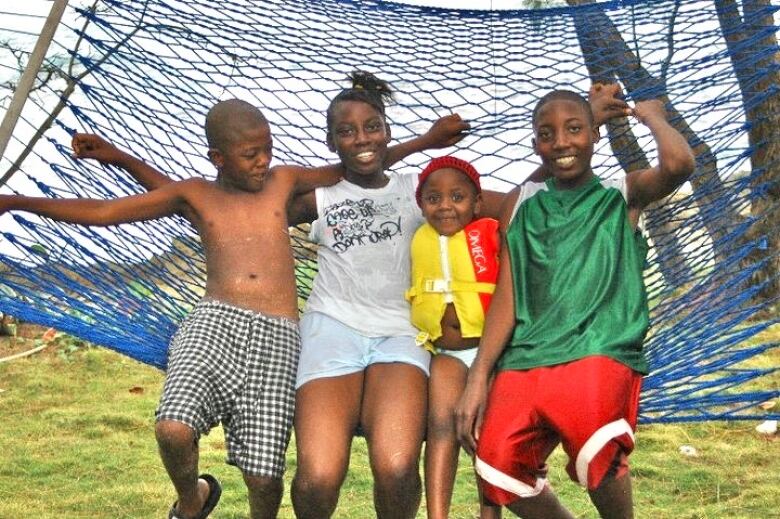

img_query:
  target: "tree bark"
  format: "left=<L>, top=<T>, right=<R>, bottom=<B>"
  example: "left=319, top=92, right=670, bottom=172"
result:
left=715, top=0, right=780, bottom=314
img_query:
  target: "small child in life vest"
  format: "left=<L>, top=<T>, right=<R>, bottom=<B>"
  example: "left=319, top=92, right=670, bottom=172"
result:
left=406, top=155, right=502, bottom=519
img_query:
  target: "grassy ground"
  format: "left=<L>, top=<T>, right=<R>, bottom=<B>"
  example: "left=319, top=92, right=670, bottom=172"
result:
left=0, top=329, right=777, bottom=519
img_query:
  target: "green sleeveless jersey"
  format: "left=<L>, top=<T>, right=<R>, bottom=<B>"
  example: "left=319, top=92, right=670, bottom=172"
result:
left=498, top=176, right=649, bottom=374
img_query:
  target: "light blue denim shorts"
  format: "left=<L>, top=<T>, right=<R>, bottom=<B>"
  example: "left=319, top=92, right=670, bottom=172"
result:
left=296, top=311, right=431, bottom=389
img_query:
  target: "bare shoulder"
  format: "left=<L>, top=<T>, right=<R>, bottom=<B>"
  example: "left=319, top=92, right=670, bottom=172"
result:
left=170, top=176, right=218, bottom=198
left=503, top=184, right=523, bottom=206
left=266, top=164, right=300, bottom=187
left=498, top=185, right=524, bottom=229
left=504, top=185, right=523, bottom=208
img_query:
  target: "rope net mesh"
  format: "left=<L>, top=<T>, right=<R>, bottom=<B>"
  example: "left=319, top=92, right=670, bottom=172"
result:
left=0, top=0, right=778, bottom=422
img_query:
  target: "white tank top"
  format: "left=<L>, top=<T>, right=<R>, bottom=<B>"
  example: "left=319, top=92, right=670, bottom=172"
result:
left=305, top=172, right=423, bottom=337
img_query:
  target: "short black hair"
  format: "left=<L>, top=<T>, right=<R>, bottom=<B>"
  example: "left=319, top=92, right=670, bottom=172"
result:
left=531, top=90, right=594, bottom=127
left=326, top=71, right=394, bottom=131
left=205, top=99, right=267, bottom=151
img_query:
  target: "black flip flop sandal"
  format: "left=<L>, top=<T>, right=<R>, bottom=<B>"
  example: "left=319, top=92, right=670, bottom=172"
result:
left=168, top=474, right=222, bottom=519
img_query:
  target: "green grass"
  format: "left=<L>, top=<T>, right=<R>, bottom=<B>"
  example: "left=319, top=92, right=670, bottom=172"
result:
left=0, top=335, right=777, bottom=518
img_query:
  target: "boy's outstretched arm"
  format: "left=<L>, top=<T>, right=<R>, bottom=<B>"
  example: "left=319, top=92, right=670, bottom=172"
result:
left=0, top=180, right=193, bottom=227
left=72, top=134, right=174, bottom=190
left=626, top=99, right=696, bottom=213
left=455, top=188, right=520, bottom=456
left=279, top=163, right=344, bottom=196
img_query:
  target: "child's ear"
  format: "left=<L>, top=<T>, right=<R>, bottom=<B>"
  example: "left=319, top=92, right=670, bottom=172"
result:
left=207, top=148, right=224, bottom=169
left=326, top=131, right=336, bottom=153
left=385, top=123, right=392, bottom=144
left=532, top=137, right=538, bottom=155
left=591, top=125, right=600, bottom=143
left=474, top=192, right=483, bottom=217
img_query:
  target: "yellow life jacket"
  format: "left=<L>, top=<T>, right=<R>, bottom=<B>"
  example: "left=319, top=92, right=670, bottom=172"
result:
left=406, top=218, right=500, bottom=350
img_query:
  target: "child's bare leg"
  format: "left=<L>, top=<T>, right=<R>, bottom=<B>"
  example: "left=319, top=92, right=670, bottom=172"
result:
left=425, top=354, right=468, bottom=519
left=588, top=471, right=634, bottom=519
left=505, top=485, right=576, bottom=519
left=291, top=372, right=364, bottom=519
left=155, top=420, right=210, bottom=518
left=477, top=483, right=502, bottom=519
left=362, top=362, right=428, bottom=519
left=243, top=473, right=283, bottom=519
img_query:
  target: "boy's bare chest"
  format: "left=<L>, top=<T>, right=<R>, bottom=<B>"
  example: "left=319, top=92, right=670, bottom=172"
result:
left=195, top=189, right=290, bottom=245
left=188, top=187, right=298, bottom=317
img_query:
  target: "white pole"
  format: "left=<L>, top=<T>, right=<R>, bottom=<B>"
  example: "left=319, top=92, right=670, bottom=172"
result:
left=0, top=0, right=70, bottom=160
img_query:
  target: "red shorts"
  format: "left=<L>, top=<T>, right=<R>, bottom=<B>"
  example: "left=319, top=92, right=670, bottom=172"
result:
left=475, top=356, right=642, bottom=505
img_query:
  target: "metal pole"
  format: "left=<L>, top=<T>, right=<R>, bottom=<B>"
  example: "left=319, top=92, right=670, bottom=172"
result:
left=0, top=0, right=70, bottom=160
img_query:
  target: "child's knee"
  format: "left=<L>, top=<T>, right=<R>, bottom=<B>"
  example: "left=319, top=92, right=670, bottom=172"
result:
left=570, top=434, right=632, bottom=491
left=292, top=462, right=348, bottom=503
left=427, top=407, right=456, bottom=438
left=155, top=419, right=197, bottom=449
left=243, top=473, right=283, bottom=497
left=593, top=449, right=631, bottom=491
left=373, top=455, right=421, bottom=491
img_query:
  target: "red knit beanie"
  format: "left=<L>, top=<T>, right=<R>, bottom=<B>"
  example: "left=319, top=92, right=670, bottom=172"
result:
left=415, top=155, right=482, bottom=206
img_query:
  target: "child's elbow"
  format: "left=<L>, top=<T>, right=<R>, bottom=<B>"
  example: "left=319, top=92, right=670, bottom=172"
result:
left=666, top=149, right=696, bottom=186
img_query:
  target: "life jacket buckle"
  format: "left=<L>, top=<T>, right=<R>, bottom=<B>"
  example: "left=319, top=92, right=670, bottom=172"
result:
left=424, top=278, right=451, bottom=293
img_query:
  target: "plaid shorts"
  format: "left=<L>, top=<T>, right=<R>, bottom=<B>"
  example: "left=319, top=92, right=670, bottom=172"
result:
left=155, top=299, right=301, bottom=478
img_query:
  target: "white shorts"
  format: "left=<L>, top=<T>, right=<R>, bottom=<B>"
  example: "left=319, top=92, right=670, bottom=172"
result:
left=436, top=346, right=479, bottom=368
left=296, top=311, right=431, bottom=388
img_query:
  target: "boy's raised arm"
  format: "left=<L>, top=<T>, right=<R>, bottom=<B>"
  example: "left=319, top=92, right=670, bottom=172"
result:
left=280, top=163, right=344, bottom=196
left=589, top=82, right=632, bottom=126
left=0, top=180, right=193, bottom=227
left=72, top=134, right=175, bottom=190
left=626, top=99, right=696, bottom=211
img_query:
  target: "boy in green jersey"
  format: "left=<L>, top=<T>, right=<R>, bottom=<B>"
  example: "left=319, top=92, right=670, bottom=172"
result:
left=456, top=90, right=695, bottom=519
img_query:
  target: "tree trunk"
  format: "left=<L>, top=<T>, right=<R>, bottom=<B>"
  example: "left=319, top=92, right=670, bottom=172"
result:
left=715, top=0, right=780, bottom=314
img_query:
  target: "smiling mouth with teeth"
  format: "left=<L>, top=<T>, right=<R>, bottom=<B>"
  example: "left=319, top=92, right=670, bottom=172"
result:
left=356, top=151, right=374, bottom=161
left=555, top=156, right=576, bottom=167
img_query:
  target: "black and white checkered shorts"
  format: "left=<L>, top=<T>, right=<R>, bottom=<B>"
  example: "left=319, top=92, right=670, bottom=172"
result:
left=156, top=299, right=301, bottom=478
